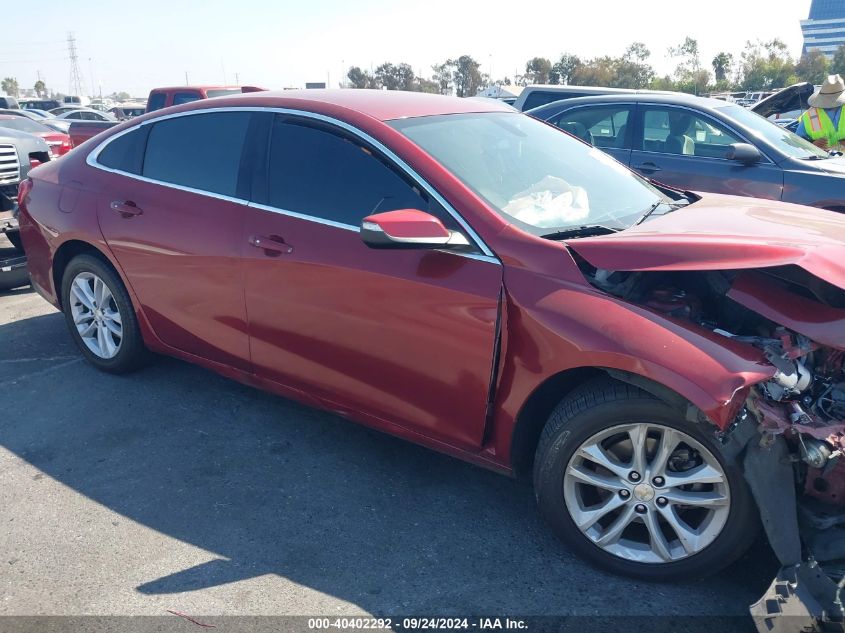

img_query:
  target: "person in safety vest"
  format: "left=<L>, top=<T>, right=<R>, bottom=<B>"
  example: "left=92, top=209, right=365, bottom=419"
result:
left=797, top=74, right=845, bottom=151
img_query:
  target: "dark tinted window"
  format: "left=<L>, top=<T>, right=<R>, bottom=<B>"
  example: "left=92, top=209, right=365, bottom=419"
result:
left=98, top=127, right=147, bottom=174
left=146, top=93, right=166, bottom=112
left=172, top=92, right=201, bottom=106
left=553, top=105, right=632, bottom=148
left=143, top=111, right=251, bottom=196
left=266, top=117, right=433, bottom=227
left=523, top=90, right=598, bottom=111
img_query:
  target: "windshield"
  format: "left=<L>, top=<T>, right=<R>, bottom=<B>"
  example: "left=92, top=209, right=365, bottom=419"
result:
left=389, top=112, right=666, bottom=235
left=716, top=104, right=828, bottom=159
left=0, top=117, right=47, bottom=134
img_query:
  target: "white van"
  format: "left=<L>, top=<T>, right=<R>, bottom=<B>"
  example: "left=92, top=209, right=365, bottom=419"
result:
left=62, top=95, right=90, bottom=107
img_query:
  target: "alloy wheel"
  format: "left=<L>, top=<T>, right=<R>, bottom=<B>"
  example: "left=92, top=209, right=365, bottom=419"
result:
left=562, top=422, right=730, bottom=564
left=69, top=271, right=124, bottom=359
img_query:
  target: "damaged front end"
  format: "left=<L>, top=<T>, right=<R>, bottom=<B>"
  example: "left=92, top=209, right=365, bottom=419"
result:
left=575, top=258, right=845, bottom=632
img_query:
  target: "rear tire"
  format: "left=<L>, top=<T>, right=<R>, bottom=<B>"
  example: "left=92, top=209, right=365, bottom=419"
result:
left=60, top=254, right=147, bottom=373
left=533, top=378, right=757, bottom=581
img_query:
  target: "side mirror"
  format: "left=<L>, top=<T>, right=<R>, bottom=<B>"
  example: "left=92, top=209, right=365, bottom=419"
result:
left=726, top=143, right=761, bottom=164
left=360, top=209, right=470, bottom=250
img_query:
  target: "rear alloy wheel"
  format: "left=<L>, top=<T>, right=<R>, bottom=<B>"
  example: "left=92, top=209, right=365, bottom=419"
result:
left=61, top=254, right=147, bottom=373
left=534, top=379, right=757, bottom=580
left=69, top=271, right=124, bottom=359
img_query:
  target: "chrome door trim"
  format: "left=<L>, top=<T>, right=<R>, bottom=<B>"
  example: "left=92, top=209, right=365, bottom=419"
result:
left=86, top=106, right=498, bottom=260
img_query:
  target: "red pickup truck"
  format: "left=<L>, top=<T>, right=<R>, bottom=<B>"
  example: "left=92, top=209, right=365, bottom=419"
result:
left=68, top=85, right=266, bottom=147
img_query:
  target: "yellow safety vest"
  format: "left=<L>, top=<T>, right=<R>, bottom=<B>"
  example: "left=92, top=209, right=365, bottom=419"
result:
left=800, top=106, right=845, bottom=148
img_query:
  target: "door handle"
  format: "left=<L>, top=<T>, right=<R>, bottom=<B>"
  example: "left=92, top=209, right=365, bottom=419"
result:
left=110, top=200, right=143, bottom=218
left=249, top=234, right=293, bottom=255
left=633, top=162, right=662, bottom=173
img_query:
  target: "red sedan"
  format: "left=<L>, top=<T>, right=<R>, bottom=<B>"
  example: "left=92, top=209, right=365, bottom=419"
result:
left=0, top=114, right=71, bottom=159
left=16, top=90, right=845, bottom=619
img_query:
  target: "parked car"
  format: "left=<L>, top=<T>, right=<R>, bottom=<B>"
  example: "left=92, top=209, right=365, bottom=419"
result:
left=15, top=108, right=54, bottom=119
left=17, top=90, right=845, bottom=631
left=529, top=92, right=845, bottom=211
left=513, top=85, right=675, bottom=112
left=49, top=106, right=84, bottom=116
left=54, top=108, right=115, bottom=122
left=145, top=85, right=266, bottom=112
left=0, top=115, right=71, bottom=159
left=67, top=121, right=118, bottom=147
left=109, top=104, right=146, bottom=121
left=19, top=99, right=61, bottom=112
left=0, top=96, right=19, bottom=109
left=0, top=126, right=49, bottom=289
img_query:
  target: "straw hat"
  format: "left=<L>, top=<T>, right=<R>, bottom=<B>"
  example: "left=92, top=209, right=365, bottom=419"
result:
left=808, top=74, right=845, bottom=109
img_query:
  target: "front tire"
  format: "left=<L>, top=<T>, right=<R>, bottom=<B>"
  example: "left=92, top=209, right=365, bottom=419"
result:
left=61, top=254, right=147, bottom=373
left=533, top=378, right=757, bottom=581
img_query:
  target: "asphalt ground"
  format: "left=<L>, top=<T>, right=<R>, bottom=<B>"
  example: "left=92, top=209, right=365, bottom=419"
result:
left=0, top=234, right=778, bottom=632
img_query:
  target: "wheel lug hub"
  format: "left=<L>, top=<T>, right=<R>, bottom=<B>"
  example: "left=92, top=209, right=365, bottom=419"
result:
left=629, top=471, right=641, bottom=482
left=619, top=489, right=630, bottom=499
left=635, top=504, right=647, bottom=514
left=653, top=476, right=664, bottom=487
left=657, top=497, right=668, bottom=507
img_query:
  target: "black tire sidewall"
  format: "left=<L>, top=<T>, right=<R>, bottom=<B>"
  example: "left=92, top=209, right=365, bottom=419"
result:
left=60, top=254, right=145, bottom=374
left=534, top=385, right=757, bottom=581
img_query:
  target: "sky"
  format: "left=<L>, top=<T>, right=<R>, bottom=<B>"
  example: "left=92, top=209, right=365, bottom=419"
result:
left=1, top=0, right=814, bottom=98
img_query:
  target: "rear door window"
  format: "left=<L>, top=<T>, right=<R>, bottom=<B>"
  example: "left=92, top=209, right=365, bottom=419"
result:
left=142, top=111, right=252, bottom=197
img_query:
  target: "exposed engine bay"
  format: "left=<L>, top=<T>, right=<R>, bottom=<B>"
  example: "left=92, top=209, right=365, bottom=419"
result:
left=577, top=258, right=845, bottom=632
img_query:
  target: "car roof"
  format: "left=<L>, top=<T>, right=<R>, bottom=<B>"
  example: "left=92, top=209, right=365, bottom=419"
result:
left=195, top=89, right=513, bottom=122
left=150, top=85, right=243, bottom=92
left=527, top=92, right=732, bottom=116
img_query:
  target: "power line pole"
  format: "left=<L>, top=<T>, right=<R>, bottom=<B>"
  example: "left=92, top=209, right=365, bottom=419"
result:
left=185, top=71, right=189, bottom=86
left=67, top=32, right=84, bottom=97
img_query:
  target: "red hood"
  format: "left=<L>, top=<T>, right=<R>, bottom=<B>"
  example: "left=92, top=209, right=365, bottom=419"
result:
left=568, top=193, right=845, bottom=289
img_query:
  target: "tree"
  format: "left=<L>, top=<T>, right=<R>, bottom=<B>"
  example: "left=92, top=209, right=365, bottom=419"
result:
left=524, top=57, right=552, bottom=84
left=431, top=61, right=454, bottom=94
left=712, top=52, right=733, bottom=82
left=1, top=77, right=19, bottom=97
left=668, top=37, right=709, bottom=94
left=832, top=45, right=845, bottom=77
left=34, top=80, right=46, bottom=98
left=570, top=56, right=618, bottom=87
left=615, top=42, right=654, bottom=88
left=738, top=39, right=795, bottom=90
left=551, top=53, right=581, bottom=85
left=374, top=63, right=416, bottom=90
left=347, top=66, right=375, bottom=89
left=795, top=50, right=830, bottom=85
left=452, top=55, right=483, bottom=97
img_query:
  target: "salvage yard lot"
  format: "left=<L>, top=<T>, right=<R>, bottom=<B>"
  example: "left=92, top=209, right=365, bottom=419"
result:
left=0, top=245, right=775, bottom=626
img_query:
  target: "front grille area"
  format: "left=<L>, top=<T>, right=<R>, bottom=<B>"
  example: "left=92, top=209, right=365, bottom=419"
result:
left=0, top=145, right=20, bottom=186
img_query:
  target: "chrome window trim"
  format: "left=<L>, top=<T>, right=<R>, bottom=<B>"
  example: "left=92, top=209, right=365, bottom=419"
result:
left=86, top=106, right=498, bottom=260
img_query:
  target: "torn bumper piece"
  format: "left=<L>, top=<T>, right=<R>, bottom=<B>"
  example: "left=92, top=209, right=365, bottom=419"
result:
left=744, top=435, right=844, bottom=632
left=751, top=563, right=843, bottom=633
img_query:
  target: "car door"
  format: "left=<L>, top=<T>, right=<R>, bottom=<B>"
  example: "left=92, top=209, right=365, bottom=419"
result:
left=94, top=110, right=255, bottom=371
left=242, top=113, right=502, bottom=449
left=631, top=105, right=783, bottom=199
left=548, top=103, right=635, bottom=165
